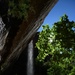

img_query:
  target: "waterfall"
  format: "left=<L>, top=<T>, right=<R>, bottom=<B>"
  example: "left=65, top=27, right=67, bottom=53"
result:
left=0, top=17, right=9, bottom=61
left=27, top=40, right=34, bottom=75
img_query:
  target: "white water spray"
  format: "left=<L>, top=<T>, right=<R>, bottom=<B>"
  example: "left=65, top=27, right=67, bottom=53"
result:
left=27, top=40, right=34, bottom=75
left=0, top=17, right=9, bottom=61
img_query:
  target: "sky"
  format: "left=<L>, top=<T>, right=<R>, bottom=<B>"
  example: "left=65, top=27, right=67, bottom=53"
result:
left=38, top=0, right=75, bottom=31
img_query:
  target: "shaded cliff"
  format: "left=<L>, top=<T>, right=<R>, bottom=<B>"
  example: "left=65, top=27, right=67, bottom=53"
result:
left=1, top=32, right=47, bottom=75
left=0, top=0, right=58, bottom=72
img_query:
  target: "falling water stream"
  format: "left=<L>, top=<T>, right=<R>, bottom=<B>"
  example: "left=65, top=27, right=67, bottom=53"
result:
left=27, top=40, right=34, bottom=75
left=0, top=17, right=9, bottom=61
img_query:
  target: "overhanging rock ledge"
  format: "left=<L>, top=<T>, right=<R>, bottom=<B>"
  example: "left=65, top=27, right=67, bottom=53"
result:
left=0, top=0, right=58, bottom=72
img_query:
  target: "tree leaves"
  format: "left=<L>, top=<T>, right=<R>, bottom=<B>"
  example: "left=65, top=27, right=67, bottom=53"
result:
left=36, top=15, right=75, bottom=75
left=8, top=0, right=31, bottom=19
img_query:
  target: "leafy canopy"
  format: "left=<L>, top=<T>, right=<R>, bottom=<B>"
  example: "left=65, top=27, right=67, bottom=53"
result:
left=36, top=14, right=75, bottom=75
left=8, top=0, right=32, bottom=19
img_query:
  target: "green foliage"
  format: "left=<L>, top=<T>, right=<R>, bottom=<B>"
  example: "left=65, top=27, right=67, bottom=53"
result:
left=54, top=14, right=75, bottom=49
left=8, top=0, right=32, bottom=19
left=36, top=14, right=75, bottom=75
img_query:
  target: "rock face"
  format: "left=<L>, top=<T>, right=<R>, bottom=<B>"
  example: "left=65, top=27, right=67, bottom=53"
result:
left=0, top=32, right=47, bottom=75
left=0, top=0, right=58, bottom=72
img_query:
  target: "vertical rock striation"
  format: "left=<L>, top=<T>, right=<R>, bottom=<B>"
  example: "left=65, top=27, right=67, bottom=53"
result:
left=0, top=0, right=58, bottom=72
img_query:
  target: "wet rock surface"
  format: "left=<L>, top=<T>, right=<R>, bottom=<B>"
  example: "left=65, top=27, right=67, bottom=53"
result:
left=0, top=0, right=58, bottom=73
